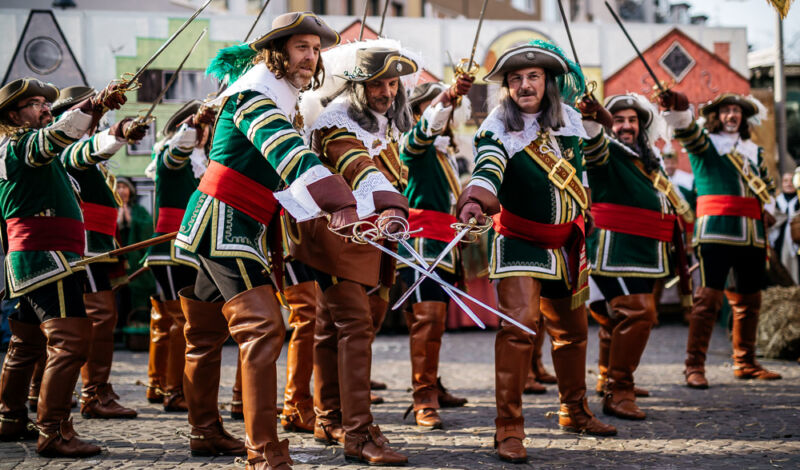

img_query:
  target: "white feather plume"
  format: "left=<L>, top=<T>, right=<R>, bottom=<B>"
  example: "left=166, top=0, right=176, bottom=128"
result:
left=300, top=38, right=425, bottom=133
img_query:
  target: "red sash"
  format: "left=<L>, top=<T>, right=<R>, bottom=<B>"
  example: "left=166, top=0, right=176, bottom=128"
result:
left=492, top=209, right=588, bottom=307
left=155, top=207, right=185, bottom=233
left=6, top=216, right=85, bottom=254
left=408, top=208, right=457, bottom=243
left=80, top=202, right=117, bottom=237
left=197, top=161, right=280, bottom=225
left=592, top=203, right=676, bottom=242
left=696, top=195, right=761, bottom=220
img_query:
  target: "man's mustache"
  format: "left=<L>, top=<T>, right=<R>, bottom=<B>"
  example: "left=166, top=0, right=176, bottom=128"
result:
left=517, top=88, right=537, bottom=98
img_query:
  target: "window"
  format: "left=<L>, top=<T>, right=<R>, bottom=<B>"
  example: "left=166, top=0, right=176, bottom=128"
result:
left=163, top=70, right=218, bottom=103
left=347, top=0, right=354, bottom=15
left=392, top=1, right=403, bottom=16
left=511, top=0, right=535, bottom=13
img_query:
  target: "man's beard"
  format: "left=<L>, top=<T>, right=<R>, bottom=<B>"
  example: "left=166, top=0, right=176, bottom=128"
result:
left=723, top=121, right=739, bottom=133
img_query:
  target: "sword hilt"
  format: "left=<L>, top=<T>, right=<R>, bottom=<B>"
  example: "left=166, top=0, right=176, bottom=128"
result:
left=454, top=58, right=479, bottom=79
left=451, top=217, right=492, bottom=243
left=649, top=80, right=674, bottom=102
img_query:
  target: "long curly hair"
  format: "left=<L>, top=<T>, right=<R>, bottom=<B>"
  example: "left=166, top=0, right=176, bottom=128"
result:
left=704, top=110, right=751, bottom=140
left=253, top=37, right=325, bottom=91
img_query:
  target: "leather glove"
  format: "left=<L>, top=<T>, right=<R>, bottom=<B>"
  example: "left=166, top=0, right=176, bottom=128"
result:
left=452, top=74, right=474, bottom=97
left=577, top=95, right=613, bottom=129
left=455, top=185, right=500, bottom=228
left=658, top=90, right=689, bottom=111
left=305, top=174, right=359, bottom=232
left=123, top=120, right=148, bottom=142
left=192, top=106, right=217, bottom=127
left=92, top=82, right=127, bottom=111
left=378, top=208, right=407, bottom=234
left=584, top=209, right=596, bottom=236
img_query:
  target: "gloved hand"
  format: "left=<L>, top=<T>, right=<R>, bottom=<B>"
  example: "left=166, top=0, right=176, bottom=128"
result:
left=192, top=106, right=217, bottom=127
left=658, top=90, right=689, bottom=111
left=577, top=95, right=613, bottom=129
left=452, top=74, right=474, bottom=97
left=457, top=202, right=487, bottom=226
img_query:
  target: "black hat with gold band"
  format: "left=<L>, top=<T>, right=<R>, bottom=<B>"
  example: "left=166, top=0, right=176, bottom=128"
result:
left=409, top=81, right=448, bottom=109
left=339, top=47, right=418, bottom=83
left=699, top=93, right=758, bottom=119
left=249, top=11, right=340, bottom=51
left=483, top=43, right=569, bottom=83
left=162, top=100, right=203, bottom=138
left=604, top=94, right=654, bottom=129
left=52, top=86, right=96, bottom=117
left=0, top=78, right=59, bottom=123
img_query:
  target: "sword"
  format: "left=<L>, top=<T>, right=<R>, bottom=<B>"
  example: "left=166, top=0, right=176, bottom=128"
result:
left=664, top=262, right=699, bottom=289
left=604, top=1, right=666, bottom=93
left=392, top=218, right=491, bottom=310
left=455, top=0, right=489, bottom=77
left=134, top=29, right=207, bottom=132
left=365, top=236, right=535, bottom=335
left=72, top=232, right=178, bottom=267
left=378, top=0, right=391, bottom=36
left=243, top=0, right=272, bottom=43
left=119, top=0, right=213, bottom=91
left=358, top=0, right=369, bottom=40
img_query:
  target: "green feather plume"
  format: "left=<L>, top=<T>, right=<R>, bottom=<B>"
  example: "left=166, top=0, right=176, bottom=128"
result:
left=206, top=43, right=257, bottom=85
left=528, top=39, right=586, bottom=104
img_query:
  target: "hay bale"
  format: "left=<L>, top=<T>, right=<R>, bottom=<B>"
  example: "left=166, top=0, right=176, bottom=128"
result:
left=758, top=286, right=800, bottom=359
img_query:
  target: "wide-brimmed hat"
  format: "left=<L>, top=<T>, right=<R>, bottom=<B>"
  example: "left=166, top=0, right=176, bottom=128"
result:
left=483, top=43, right=569, bottom=83
left=249, top=11, right=339, bottom=51
left=0, top=78, right=58, bottom=120
left=52, top=86, right=96, bottom=117
left=162, top=100, right=202, bottom=138
left=700, top=93, right=758, bottom=118
left=605, top=94, right=654, bottom=129
left=409, top=81, right=448, bottom=108
left=338, top=47, right=418, bottom=83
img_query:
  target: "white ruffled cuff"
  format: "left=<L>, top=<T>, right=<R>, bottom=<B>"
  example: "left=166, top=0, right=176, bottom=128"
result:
left=582, top=120, right=603, bottom=138
left=663, top=109, right=693, bottom=131
left=92, top=129, right=125, bottom=157
left=422, top=102, right=452, bottom=136
left=274, top=164, right=334, bottom=222
left=171, top=124, right=197, bottom=152
left=352, top=171, right=399, bottom=219
left=52, top=109, right=93, bottom=139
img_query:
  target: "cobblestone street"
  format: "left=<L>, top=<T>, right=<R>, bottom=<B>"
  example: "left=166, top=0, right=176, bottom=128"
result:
left=2, top=323, right=798, bottom=469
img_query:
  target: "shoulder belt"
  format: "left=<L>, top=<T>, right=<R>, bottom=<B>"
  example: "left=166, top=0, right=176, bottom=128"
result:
left=724, top=149, right=771, bottom=204
left=523, top=131, right=588, bottom=210
left=631, top=159, right=694, bottom=223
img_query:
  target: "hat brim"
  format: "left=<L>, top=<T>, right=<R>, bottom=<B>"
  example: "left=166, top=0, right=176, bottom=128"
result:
left=337, top=55, right=418, bottom=82
left=409, top=82, right=447, bottom=108
left=250, top=13, right=340, bottom=51
left=483, top=45, right=568, bottom=83
left=700, top=94, right=757, bottom=118
left=0, top=79, right=59, bottom=116
left=52, top=88, right=96, bottom=117
left=163, top=100, right=203, bottom=138
left=605, top=95, right=654, bottom=129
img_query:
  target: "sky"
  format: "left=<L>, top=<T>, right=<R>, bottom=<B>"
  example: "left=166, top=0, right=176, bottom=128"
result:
left=684, top=0, right=800, bottom=59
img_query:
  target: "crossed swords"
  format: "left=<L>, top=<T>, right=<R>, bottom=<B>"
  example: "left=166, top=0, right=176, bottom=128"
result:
left=333, top=216, right=536, bottom=336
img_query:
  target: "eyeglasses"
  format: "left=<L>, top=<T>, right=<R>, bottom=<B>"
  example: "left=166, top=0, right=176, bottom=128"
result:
left=17, top=100, right=51, bottom=111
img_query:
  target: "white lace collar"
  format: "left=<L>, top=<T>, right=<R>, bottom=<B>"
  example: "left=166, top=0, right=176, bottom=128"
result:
left=214, top=63, right=300, bottom=122
left=309, top=98, right=399, bottom=158
left=477, top=102, right=588, bottom=158
left=708, top=132, right=759, bottom=166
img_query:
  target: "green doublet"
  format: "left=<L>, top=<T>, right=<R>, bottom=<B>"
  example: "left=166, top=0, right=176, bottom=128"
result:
left=398, top=112, right=460, bottom=273
left=583, top=130, right=671, bottom=278
left=674, top=121, right=773, bottom=247
left=60, top=130, right=121, bottom=257
left=145, top=135, right=200, bottom=268
left=176, top=90, right=324, bottom=272
left=472, top=127, right=585, bottom=286
left=0, top=111, right=89, bottom=297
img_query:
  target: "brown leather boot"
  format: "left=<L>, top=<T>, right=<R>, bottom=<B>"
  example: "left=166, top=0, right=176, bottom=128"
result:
left=159, top=298, right=187, bottom=412
left=221, top=285, right=286, bottom=464
left=540, top=298, right=616, bottom=437
left=436, top=376, right=467, bottom=407
left=726, top=291, right=782, bottom=380
left=80, top=290, right=137, bottom=419
left=1, top=320, right=45, bottom=441
left=327, top=281, right=406, bottom=464
left=523, top=370, right=546, bottom=394
left=37, top=317, right=101, bottom=457
left=494, top=277, right=538, bottom=452
left=685, top=287, right=724, bottom=389
left=589, top=301, right=613, bottom=397
left=313, top=287, right=343, bottom=446
left=602, top=294, right=656, bottom=421
left=404, top=301, right=446, bottom=429
left=180, top=287, right=245, bottom=457
left=344, top=424, right=408, bottom=465
left=494, top=417, right=527, bottom=463
left=531, top=315, right=556, bottom=384
left=368, top=293, right=388, bottom=403
left=28, top=354, right=45, bottom=412
left=246, top=438, right=294, bottom=470
left=147, top=296, right=172, bottom=403
left=231, top=353, right=244, bottom=420
left=281, top=281, right=317, bottom=433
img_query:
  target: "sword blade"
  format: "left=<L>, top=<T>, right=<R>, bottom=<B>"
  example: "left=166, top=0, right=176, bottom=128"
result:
left=358, top=0, right=369, bottom=40
left=126, top=0, right=213, bottom=86
left=378, top=0, right=391, bottom=36
left=467, top=0, right=490, bottom=70
left=140, top=29, right=206, bottom=123
left=385, top=238, right=485, bottom=330
left=604, top=1, right=665, bottom=93
left=367, top=238, right=535, bottom=335
left=243, top=0, right=272, bottom=43
left=392, top=226, right=470, bottom=310
left=73, top=231, right=178, bottom=267
left=556, top=0, right=582, bottom=69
